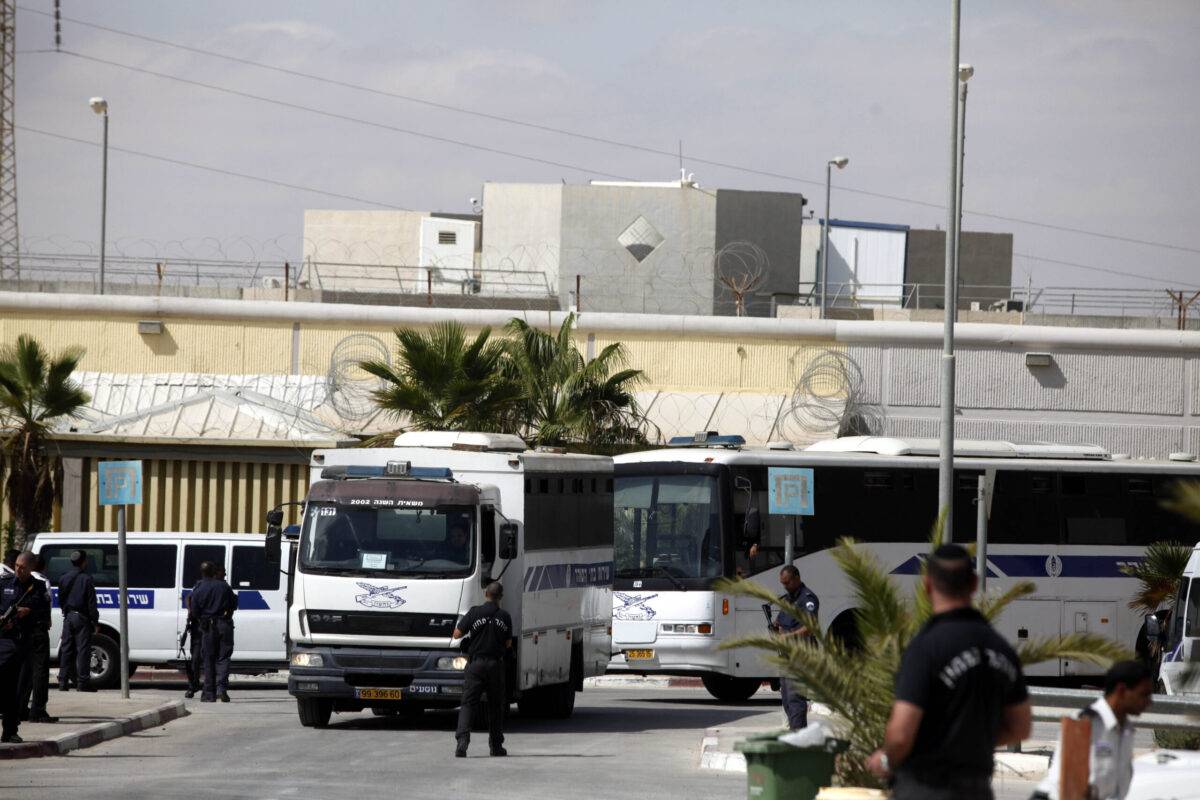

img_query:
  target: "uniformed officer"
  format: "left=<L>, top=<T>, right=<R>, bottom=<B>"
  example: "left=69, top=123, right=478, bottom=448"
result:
left=17, top=553, right=56, bottom=722
left=772, top=564, right=819, bottom=729
left=452, top=581, right=513, bottom=758
left=182, top=564, right=207, bottom=699
left=190, top=561, right=237, bottom=702
left=57, top=550, right=98, bottom=692
left=868, top=544, right=1032, bottom=799
left=1, top=552, right=53, bottom=742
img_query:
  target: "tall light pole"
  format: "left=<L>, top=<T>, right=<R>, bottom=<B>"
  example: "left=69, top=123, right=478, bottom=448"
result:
left=953, top=64, right=974, bottom=318
left=820, top=156, right=849, bottom=319
left=938, top=0, right=961, bottom=535
left=89, top=96, right=108, bottom=295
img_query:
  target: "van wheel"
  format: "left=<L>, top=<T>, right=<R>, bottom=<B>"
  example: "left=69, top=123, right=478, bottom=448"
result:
left=89, top=634, right=121, bottom=689
left=297, top=698, right=333, bottom=728
left=701, top=674, right=761, bottom=702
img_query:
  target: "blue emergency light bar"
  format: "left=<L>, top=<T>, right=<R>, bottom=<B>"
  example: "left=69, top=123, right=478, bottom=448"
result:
left=320, top=464, right=454, bottom=480
left=667, top=431, right=746, bottom=448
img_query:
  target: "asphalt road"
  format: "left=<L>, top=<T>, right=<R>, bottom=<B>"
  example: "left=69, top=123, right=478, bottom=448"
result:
left=3, top=682, right=776, bottom=800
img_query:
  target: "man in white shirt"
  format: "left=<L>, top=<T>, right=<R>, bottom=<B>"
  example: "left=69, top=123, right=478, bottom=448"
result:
left=1033, top=660, right=1153, bottom=800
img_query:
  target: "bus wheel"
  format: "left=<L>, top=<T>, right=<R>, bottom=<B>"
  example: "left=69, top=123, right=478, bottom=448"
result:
left=297, top=698, right=333, bottom=728
left=89, top=633, right=121, bottom=689
left=701, top=674, right=761, bottom=702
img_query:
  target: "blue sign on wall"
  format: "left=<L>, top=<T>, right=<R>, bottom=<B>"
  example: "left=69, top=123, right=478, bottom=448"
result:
left=98, top=460, right=143, bottom=506
left=768, top=467, right=814, bottom=516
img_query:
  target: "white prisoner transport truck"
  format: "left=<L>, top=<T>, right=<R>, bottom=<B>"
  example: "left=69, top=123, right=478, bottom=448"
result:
left=284, top=431, right=613, bottom=728
left=30, top=532, right=290, bottom=689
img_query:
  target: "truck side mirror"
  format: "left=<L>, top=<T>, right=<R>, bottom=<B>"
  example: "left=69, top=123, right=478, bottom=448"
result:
left=265, top=509, right=284, bottom=566
left=499, top=522, right=518, bottom=560
left=743, top=506, right=762, bottom=545
left=1145, top=613, right=1161, bottom=640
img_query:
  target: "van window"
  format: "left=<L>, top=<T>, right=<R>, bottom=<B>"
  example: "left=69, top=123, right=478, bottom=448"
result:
left=232, top=545, right=280, bottom=591
left=183, top=545, right=226, bottom=587
left=40, top=544, right=177, bottom=589
left=1187, top=578, right=1200, bottom=639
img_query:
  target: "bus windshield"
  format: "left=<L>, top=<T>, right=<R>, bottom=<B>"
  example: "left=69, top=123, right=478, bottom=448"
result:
left=614, top=474, right=722, bottom=583
left=300, top=503, right=475, bottom=577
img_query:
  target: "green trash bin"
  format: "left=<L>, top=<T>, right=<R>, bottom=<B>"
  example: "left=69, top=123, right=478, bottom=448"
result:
left=734, top=729, right=849, bottom=800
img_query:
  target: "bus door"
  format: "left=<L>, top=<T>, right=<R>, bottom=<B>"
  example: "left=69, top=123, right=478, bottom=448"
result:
left=229, top=542, right=287, bottom=660
left=180, top=543, right=227, bottom=647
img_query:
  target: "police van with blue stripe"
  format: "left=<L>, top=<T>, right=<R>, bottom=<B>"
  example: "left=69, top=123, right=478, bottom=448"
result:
left=30, top=531, right=291, bottom=689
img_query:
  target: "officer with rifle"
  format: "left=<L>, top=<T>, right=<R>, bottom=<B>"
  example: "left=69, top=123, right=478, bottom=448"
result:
left=1, top=552, right=52, bottom=743
left=181, top=562, right=207, bottom=698
left=189, top=561, right=238, bottom=702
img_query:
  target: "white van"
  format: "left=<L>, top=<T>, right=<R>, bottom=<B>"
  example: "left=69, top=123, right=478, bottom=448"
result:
left=1161, top=543, right=1200, bottom=695
left=30, top=532, right=290, bottom=689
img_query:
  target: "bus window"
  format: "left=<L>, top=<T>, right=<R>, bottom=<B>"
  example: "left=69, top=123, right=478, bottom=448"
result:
left=183, top=544, right=225, bottom=587
left=38, top=544, right=176, bottom=588
left=232, top=545, right=280, bottom=591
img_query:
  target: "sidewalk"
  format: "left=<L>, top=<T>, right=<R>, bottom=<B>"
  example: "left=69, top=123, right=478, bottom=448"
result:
left=0, top=684, right=188, bottom=759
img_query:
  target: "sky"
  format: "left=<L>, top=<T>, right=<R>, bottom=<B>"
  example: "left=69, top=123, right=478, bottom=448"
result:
left=13, top=1, right=1200, bottom=304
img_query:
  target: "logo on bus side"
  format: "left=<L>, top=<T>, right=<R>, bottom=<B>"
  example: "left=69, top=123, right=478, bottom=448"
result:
left=354, top=582, right=408, bottom=609
left=1044, top=555, right=1063, bottom=578
left=613, top=592, right=658, bottom=621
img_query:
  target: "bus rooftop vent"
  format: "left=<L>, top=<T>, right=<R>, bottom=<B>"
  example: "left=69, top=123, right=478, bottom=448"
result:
left=667, top=431, right=746, bottom=448
left=806, top=436, right=1110, bottom=460
left=392, top=431, right=527, bottom=452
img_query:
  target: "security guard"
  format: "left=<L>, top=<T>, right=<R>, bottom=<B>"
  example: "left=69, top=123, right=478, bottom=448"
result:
left=1, top=552, right=52, bottom=742
left=452, top=581, right=513, bottom=758
left=17, top=553, right=56, bottom=722
left=772, top=564, right=819, bottom=729
left=189, top=562, right=238, bottom=703
left=57, top=550, right=98, bottom=692
left=182, top=564, right=207, bottom=699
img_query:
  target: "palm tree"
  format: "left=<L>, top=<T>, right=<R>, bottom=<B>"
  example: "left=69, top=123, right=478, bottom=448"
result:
left=0, top=335, right=90, bottom=546
left=718, top=531, right=1130, bottom=788
left=503, top=314, right=647, bottom=449
left=1120, top=539, right=1192, bottom=616
left=360, top=322, right=522, bottom=433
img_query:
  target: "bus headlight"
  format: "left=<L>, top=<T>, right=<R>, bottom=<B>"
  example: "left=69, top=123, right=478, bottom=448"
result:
left=437, top=656, right=469, bottom=671
left=291, top=652, right=324, bottom=668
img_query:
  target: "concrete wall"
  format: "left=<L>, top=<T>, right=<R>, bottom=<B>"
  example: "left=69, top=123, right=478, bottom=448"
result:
left=301, top=210, right=426, bottom=291
left=904, top=229, right=1013, bottom=309
left=713, top=189, right=806, bottom=317
left=479, top=182, right=562, bottom=297
left=559, top=184, right=716, bottom=315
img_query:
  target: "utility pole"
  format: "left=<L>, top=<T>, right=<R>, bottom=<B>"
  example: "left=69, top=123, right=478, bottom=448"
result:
left=0, top=0, right=19, bottom=283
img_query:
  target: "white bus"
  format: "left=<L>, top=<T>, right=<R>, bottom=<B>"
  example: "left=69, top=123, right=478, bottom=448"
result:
left=30, top=531, right=291, bottom=689
left=608, top=434, right=1200, bottom=701
left=285, top=432, right=613, bottom=727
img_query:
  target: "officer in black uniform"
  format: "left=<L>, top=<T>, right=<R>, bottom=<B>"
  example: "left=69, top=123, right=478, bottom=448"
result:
left=1, top=552, right=53, bottom=742
left=190, top=561, right=238, bottom=702
left=182, top=563, right=207, bottom=699
left=57, top=550, right=98, bottom=692
left=868, top=544, right=1032, bottom=800
left=452, top=581, right=513, bottom=758
left=772, top=564, right=819, bottom=729
left=17, top=553, right=56, bottom=722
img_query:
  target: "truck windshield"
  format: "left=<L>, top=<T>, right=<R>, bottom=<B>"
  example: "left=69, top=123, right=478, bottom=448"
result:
left=614, top=474, right=722, bottom=583
left=300, top=503, right=475, bottom=577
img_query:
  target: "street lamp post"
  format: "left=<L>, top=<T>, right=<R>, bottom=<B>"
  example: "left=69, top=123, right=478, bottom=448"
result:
left=820, top=156, right=849, bottom=319
left=937, top=0, right=961, bottom=534
left=90, top=97, right=109, bottom=295
left=953, top=64, right=974, bottom=318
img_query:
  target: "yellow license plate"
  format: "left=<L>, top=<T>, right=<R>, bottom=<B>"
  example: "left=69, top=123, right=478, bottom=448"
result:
left=625, top=649, right=655, bottom=661
left=355, top=688, right=404, bottom=701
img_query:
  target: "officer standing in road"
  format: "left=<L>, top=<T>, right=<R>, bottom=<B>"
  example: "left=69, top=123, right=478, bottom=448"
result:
left=452, top=581, right=513, bottom=758
left=1, top=552, right=53, bottom=742
left=190, top=561, right=237, bottom=702
left=771, top=565, right=819, bottom=729
left=868, top=544, right=1033, bottom=799
left=17, top=553, right=56, bottom=722
left=57, top=550, right=98, bottom=692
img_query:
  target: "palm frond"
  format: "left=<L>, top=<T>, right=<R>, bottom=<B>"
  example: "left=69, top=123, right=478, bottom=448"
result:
left=1119, top=539, right=1192, bottom=614
left=977, top=581, right=1037, bottom=623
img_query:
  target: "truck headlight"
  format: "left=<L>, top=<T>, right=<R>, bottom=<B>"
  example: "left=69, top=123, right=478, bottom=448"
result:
left=436, top=656, right=468, bottom=670
left=291, top=652, right=324, bottom=668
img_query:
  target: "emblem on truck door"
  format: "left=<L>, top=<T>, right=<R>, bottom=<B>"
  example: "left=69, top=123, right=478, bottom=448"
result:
left=354, top=582, right=408, bottom=609
left=613, top=592, right=658, bottom=621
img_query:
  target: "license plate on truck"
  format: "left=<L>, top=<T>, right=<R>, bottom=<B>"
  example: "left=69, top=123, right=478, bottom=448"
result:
left=625, top=649, right=654, bottom=661
left=355, top=688, right=404, bottom=701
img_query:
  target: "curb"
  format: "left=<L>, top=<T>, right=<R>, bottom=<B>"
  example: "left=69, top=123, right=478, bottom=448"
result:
left=0, top=700, right=190, bottom=760
left=699, top=727, right=747, bottom=773
left=586, top=675, right=704, bottom=688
